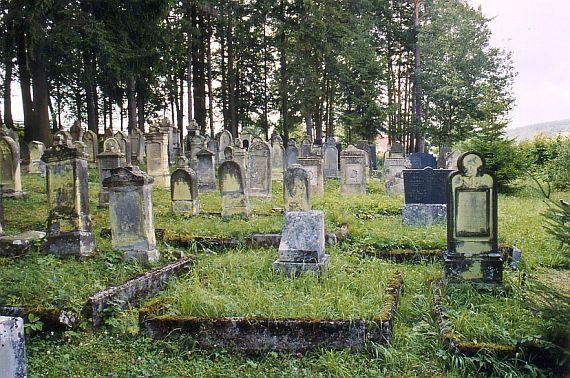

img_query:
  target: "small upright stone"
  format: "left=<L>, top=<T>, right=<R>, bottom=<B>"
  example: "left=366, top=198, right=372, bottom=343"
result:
left=97, top=138, right=125, bottom=207
left=340, top=145, right=367, bottom=196
left=145, top=125, right=170, bottom=189
left=53, top=130, right=73, bottom=147
left=28, top=141, right=46, bottom=175
left=300, top=138, right=312, bottom=157
left=195, top=148, right=217, bottom=192
left=82, top=130, right=99, bottom=165
left=323, top=137, right=339, bottom=179
left=0, top=316, right=27, bottom=378
left=283, top=164, right=310, bottom=212
left=129, top=128, right=145, bottom=164
left=247, top=140, right=272, bottom=199
left=273, top=211, right=329, bottom=277
left=408, top=152, right=437, bottom=169
left=171, top=168, right=199, bottom=216
left=218, top=160, right=250, bottom=218
left=103, top=166, right=159, bottom=264
left=69, top=120, right=84, bottom=141
left=271, top=135, right=285, bottom=181
left=285, top=139, right=299, bottom=169
left=217, top=129, right=233, bottom=164
left=42, top=144, right=95, bottom=257
left=443, top=152, right=502, bottom=284
left=384, top=155, right=409, bottom=195
left=0, top=136, right=25, bottom=198
left=298, top=156, right=324, bottom=197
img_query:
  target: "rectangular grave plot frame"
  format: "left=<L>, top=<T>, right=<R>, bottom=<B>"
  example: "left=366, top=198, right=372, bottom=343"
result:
left=448, top=188, right=493, bottom=238
left=139, top=272, right=403, bottom=354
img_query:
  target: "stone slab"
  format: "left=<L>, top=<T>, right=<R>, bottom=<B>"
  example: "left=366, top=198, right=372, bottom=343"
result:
left=403, top=168, right=452, bottom=204
left=273, top=254, right=329, bottom=277
left=0, top=316, right=26, bottom=378
left=278, top=211, right=325, bottom=260
left=402, top=204, right=447, bottom=227
left=0, top=231, right=46, bottom=257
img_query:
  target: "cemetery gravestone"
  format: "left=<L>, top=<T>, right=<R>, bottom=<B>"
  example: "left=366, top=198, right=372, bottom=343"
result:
left=408, top=152, right=437, bottom=169
left=323, top=139, right=339, bottom=179
left=171, top=168, right=199, bottom=216
left=218, top=160, right=250, bottom=218
left=0, top=186, right=4, bottom=235
left=387, top=141, right=405, bottom=158
left=443, top=151, right=502, bottom=284
left=114, top=131, right=130, bottom=164
left=285, top=140, right=299, bottom=169
left=300, top=138, right=312, bottom=157
left=103, top=166, right=159, bottom=264
left=73, top=141, right=87, bottom=156
left=0, top=316, right=27, bottom=378
left=0, top=137, right=25, bottom=198
left=129, top=129, right=145, bottom=164
left=283, top=164, right=311, bottom=212
left=217, top=130, right=233, bottom=165
left=384, top=156, right=409, bottom=195
left=42, top=144, right=95, bottom=257
left=145, top=127, right=170, bottom=189
left=53, top=130, right=73, bottom=147
left=195, top=148, right=217, bottom=192
left=247, top=140, right=272, bottom=199
left=28, top=141, right=46, bottom=175
left=402, top=167, right=452, bottom=226
left=176, top=155, right=190, bottom=168
left=82, top=130, right=98, bottom=164
left=340, top=145, right=367, bottom=196
left=271, top=135, right=285, bottom=181
left=369, top=144, right=378, bottom=170
left=97, top=138, right=125, bottom=207
left=69, top=120, right=83, bottom=141
left=298, top=156, right=324, bottom=197
left=207, top=139, right=219, bottom=166
left=273, top=211, right=329, bottom=277
left=104, top=127, right=114, bottom=138
left=355, top=140, right=372, bottom=173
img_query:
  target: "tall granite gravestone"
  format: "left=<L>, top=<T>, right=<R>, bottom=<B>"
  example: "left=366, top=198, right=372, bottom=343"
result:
left=171, top=168, right=199, bottom=216
left=82, top=130, right=98, bottom=165
left=409, top=152, right=437, bottom=169
left=402, top=167, right=452, bottom=226
left=42, top=144, right=95, bottom=257
left=69, top=120, right=83, bottom=142
left=273, top=211, right=329, bottom=277
left=271, top=135, right=285, bottom=181
left=0, top=316, right=27, bottom=378
left=283, top=164, right=311, bottom=212
left=285, top=139, right=299, bottom=169
left=340, top=145, right=367, bottom=196
left=247, top=140, right=272, bottom=199
left=443, top=152, right=502, bottom=284
left=97, top=138, right=125, bottom=207
left=28, top=141, right=46, bottom=175
left=129, top=128, right=145, bottom=164
left=323, top=138, right=339, bottom=179
left=298, top=156, right=324, bottom=197
left=218, top=160, right=250, bottom=218
left=195, top=148, right=217, bottom=192
left=103, top=166, right=159, bottom=263
left=300, top=138, right=312, bottom=157
left=217, top=130, right=233, bottom=165
left=145, top=126, right=170, bottom=189
left=0, top=136, right=25, bottom=198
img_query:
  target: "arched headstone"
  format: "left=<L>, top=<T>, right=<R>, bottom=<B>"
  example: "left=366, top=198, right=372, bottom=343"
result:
left=247, top=140, right=272, bottom=199
left=218, top=160, right=250, bottom=218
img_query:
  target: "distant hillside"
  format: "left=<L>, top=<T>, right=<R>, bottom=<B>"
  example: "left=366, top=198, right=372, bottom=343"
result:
left=507, top=119, right=570, bottom=140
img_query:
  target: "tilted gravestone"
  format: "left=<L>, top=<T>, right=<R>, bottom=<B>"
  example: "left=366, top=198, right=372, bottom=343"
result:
left=323, top=139, right=339, bottom=179
left=195, top=148, right=217, bottom=192
left=103, top=166, right=159, bottom=264
left=145, top=126, right=170, bottom=189
left=171, top=168, right=199, bottom=216
left=42, top=144, right=95, bottom=257
left=0, top=316, right=27, bottom=378
left=271, top=135, right=285, bottom=181
left=283, top=164, right=311, bottom=212
left=28, top=141, right=46, bottom=176
left=298, top=156, right=324, bottom=197
left=273, top=211, right=329, bottom=277
left=408, top=152, right=437, bottom=169
left=0, top=136, right=25, bottom=198
left=340, top=145, right=367, bottom=196
left=443, top=151, right=502, bottom=284
left=97, top=138, right=125, bottom=207
left=402, top=167, right=452, bottom=227
left=218, top=160, right=250, bottom=218
left=82, top=130, right=98, bottom=164
left=247, top=140, right=272, bottom=199
left=285, top=139, right=299, bottom=169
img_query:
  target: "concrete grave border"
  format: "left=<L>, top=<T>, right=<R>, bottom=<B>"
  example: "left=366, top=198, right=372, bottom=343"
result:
left=139, top=272, right=403, bottom=354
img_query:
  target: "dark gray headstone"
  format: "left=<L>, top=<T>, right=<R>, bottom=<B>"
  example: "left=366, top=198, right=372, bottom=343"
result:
left=409, top=152, right=437, bottom=169
left=403, top=168, right=452, bottom=204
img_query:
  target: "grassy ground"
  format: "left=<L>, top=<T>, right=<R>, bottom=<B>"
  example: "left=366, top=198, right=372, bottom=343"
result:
left=1, top=170, right=568, bottom=376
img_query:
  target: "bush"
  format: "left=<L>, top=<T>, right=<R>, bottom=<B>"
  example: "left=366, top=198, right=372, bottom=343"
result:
left=520, top=135, right=570, bottom=190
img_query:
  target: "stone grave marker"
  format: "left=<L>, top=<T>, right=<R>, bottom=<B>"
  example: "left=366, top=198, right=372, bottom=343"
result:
left=195, top=148, right=217, bottom=192
left=114, top=131, right=130, bottom=164
left=0, top=186, right=4, bottom=235
left=176, top=155, right=190, bottom=168
left=82, top=130, right=98, bottom=164
left=384, top=156, right=409, bottom=195
left=104, top=127, right=114, bottom=138
left=409, top=152, right=437, bottom=169
left=298, top=156, right=324, bottom=197
left=387, top=141, right=405, bottom=158
left=247, top=140, right=272, bottom=199
left=323, top=138, right=339, bottom=179
left=369, top=144, right=378, bottom=170
left=0, top=316, right=27, bottom=378
left=69, top=120, right=83, bottom=141
left=283, top=164, right=311, bottom=212
left=28, top=141, right=46, bottom=175
left=207, top=138, right=219, bottom=166
left=0, top=136, right=25, bottom=198
left=129, top=128, right=145, bottom=164
left=285, top=139, right=299, bottom=169
left=103, top=166, right=159, bottom=264
left=402, top=167, right=452, bottom=226
left=218, top=160, right=250, bottom=218
left=443, top=151, right=502, bottom=284
left=217, top=130, right=233, bottom=165
left=97, top=137, right=125, bottom=207
left=145, top=126, right=170, bottom=189
left=73, top=141, right=87, bottom=156
left=42, top=144, right=95, bottom=257
left=271, top=135, right=285, bottom=181
left=171, top=168, right=199, bottom=216
left=53, top=130, right=73, bottom=147
left=340, top=145, right=367, bottom=196
left=355, top=140, right=372, bottom=172
left=273, top=211, right=329, bottom=277
left=300, top=138, right=312, bottom=157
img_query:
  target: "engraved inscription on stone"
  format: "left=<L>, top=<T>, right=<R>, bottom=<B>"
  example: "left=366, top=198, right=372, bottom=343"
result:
left=455, top=189, right=490, bottom=237
left=173, top=180, right=192, bottom=201
left=305, top=166, right=318, bottom=186
left=345, top=164, right=363, bottom=185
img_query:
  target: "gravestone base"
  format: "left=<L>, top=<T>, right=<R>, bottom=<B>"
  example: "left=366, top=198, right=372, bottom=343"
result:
left=28, top=160, right=46, bottom=176
left=221, top=194, right=250, bottom=218
left=44, top=230, right=95, bottom=258
left=273, top=254, right=329, bottom=278
left=2, top=190, right=27, bottom=199
left=272, top=169, right=283, bottom=181
left=123, top=249, right=160, bottom=265
left=402, top=204, right=447, bottom=227
left=172, top=200, right=199, bottom=216
left=0, top=316, right=27, bottom=378
left=0, top=231, right=46, bottom=257
left=197, top=182, right=216, bottom=193
left=442, top=251, right=503, bottom=284
left=249, top=192, right=273, bottom=200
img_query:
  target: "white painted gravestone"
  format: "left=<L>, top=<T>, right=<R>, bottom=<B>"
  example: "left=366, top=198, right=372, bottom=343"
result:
left=271, top=135, right=285, bottom=181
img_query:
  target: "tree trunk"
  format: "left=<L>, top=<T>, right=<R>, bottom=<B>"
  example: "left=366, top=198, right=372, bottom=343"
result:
left=187, top=2, right=194, bottom=125
left=136, top=80, right=145, bottom=131
left=127, top=77, right=137, bottom=132
left=279, top=0, right=289, bottom=142
left=84, top=51, right=98, bottom=133
left=15, top=23, right=34, bottom=137
left=3, top=53, right=13, bottom=129
left=412, top=0, right=425, bottom=152
left=220, top=6, right=228, bottom=130
left=29, top=39, right=51, bottom=145
left=177, top=75, right=184, bottom=130
left=227, top=3, right=237, bottom=138
left=206, top=16, right=215, bottom=138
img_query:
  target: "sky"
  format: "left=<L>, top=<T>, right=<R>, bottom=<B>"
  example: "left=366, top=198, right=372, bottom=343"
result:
left=469, top=0, right=570, bottom=129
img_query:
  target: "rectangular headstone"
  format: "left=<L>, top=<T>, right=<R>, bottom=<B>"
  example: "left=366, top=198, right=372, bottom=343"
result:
left=403, top=168, right=452, bottom=204
left=0, top=316, right=27, bottom=378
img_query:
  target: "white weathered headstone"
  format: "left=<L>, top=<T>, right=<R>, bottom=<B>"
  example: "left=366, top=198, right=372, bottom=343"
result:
left=0, top=316, right=27, bottom=378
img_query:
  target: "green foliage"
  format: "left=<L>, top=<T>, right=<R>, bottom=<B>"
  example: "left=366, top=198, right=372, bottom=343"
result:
left=543, top=199, right=570, bottom=258
left=520, top=136, right=570, bottom=190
